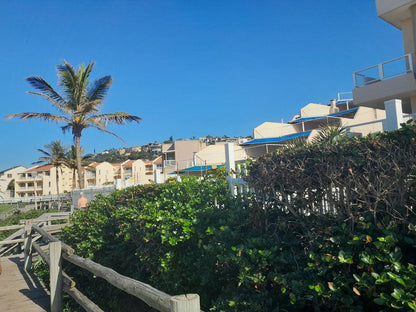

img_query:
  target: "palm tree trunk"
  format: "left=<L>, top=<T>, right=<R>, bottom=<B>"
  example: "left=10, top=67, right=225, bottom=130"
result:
left=75, top=135, right=85, bottom=189
left=56, top=167, right=60, bottom=211
left=72, top=168, right=77, bottom=190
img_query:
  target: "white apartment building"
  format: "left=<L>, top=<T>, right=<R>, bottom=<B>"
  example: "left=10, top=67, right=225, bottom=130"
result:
left=15, top=164, right=73, bottom=197
left=0, top=166, right=27, bottom=199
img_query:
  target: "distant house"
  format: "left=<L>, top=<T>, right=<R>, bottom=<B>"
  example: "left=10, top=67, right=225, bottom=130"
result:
left=0, top=165, right=26, bottom=199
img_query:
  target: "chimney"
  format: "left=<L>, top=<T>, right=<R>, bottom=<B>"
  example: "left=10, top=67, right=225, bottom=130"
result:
left=329, top=99, right=339, bottom=114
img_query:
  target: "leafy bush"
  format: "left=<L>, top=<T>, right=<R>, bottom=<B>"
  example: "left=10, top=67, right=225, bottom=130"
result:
left=60, top=122, right=416, bottom=311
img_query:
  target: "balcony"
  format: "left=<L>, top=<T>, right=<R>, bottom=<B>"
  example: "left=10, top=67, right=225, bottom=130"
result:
left=352, top=54, right=416, bottom=108
left=353, top=54, right=413, bottom=88
left=164, top=160, right=176, bottom=168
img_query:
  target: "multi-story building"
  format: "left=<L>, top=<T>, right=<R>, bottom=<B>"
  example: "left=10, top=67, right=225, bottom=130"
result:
left=242, top=97, right=386, bottom=158
left=162, top=140, right=207, bottom=174
left=117, top=156, right=163, bottom=188
left=14, top=164, right=73, bottom=197
left=84, top=162, right=115, bottom=187
left=352, top=0, right=416, bottom=130
left=0, top=166, right=27, bottom=199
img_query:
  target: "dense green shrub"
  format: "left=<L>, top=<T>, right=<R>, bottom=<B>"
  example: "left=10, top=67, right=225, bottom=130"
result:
left=63, top=173, right=253, bottom=310
left=60, top=121, right=416, bottom=311
left=307, top=214, right=416, bottom=311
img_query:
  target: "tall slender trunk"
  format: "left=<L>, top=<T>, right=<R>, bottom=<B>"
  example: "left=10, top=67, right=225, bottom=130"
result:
left=75, top=135, right=85, bottom=189
left=56, top=167, right=60, bottom=211
left=72, top=168, right=77, bottom=190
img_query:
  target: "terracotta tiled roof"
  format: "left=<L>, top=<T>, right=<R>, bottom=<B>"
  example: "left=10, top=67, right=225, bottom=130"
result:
left=144, top=160, right=153, bottom=165
left=112, top=163, right=121, bottom=167
left=153, top=156, right=162, bottom=164
left=26, top=164, right=54, bottom=172
left=122, top=160, right=136, bottom=166
left=88, top=162, right=100, bottom=168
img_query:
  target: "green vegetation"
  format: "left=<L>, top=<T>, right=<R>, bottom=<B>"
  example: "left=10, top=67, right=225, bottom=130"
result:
left=85, top=149, right=156, bottom=163
left=0, top=203, right=23, bottom=214
left=59, top=121, right=416, bottom=311
left=0, top=209, right=58, bottom=240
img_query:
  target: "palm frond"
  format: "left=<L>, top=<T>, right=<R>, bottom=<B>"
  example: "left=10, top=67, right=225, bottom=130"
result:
left=26, top=76, right=67, bottom=106
left=27, top=91, right=72, bottom=115
left=91, top=112, right=142, bottom=125
left=34, top=140, right=68, bottom=167
left=87, top=75, right=112, bottom=102
left=88, top=121, right=126, bottom=142
left=312, top=124, right=347, bottom=145
left=57, top=61, right=77, bottom=107
left=78, top=62, right=95, bottom=92
left=4, top=112, right=68, bottom=123
left=285, top=137, right=308, bottom=150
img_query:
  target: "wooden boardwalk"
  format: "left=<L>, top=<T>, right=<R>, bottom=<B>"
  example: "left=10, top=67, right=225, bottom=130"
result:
left=0, top=254, right=50, bottom=311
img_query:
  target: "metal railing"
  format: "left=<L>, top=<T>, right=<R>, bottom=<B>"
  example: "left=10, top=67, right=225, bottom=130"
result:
left=164, top=160, right=176, bottom=168
left=353, top=54, right=413, bottom=88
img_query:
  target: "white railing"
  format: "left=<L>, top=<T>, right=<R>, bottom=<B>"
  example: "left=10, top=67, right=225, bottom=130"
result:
left=163, top=160, right=176, bottom=168
left=337, top=91, right=353, bottom=102
left=0, top=193, right=71, bottom=204
left=353, top=54, right=413, bottom=88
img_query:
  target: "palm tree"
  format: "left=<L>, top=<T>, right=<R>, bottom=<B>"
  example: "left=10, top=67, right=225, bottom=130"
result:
left=5, top=61, right=141, bottom=188
left=34, top=140, right=68, bottom=210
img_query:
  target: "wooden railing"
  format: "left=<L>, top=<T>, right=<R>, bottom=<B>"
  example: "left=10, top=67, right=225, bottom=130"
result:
left=0, top=216, right=201, bottom=312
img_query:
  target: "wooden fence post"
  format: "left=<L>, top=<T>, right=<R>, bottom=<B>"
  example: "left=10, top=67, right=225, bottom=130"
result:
left=50, top=241, right=63, bottom=312
left=23, top=221, right=32, bottom=271
left=170, top=294, right=200, bottom=312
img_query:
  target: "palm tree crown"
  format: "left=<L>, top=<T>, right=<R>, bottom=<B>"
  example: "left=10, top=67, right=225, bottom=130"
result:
left=6, top=61, right=141, bottom=188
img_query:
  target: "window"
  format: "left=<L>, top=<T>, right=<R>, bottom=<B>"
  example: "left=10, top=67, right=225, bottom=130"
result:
left=7, top=174, right=12, bottom=178
left=49, top=182, right=51, bottom=187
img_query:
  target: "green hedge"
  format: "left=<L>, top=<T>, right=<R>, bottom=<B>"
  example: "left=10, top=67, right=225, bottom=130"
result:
left=60, top=121, right=416, bottom=311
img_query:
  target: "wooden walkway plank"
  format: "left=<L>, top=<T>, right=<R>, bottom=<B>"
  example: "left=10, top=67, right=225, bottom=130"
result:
left=0, top=255, right=50, bottom=311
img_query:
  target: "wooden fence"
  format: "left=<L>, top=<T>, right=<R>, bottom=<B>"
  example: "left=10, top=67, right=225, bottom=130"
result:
left=0, top=215, right=201, bottom=312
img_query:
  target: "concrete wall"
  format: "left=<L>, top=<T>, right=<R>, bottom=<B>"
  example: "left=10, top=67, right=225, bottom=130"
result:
left=342, top=107, right=386, bottom=136
left=299, top=103, right=331, bottom=117
left=195, top=143, right=247, bottom=166
left=352, top=73, right=416, bottom=108
left=95, top=162, right=115, bottom=186
left=254, top=122, right=300, bottom=139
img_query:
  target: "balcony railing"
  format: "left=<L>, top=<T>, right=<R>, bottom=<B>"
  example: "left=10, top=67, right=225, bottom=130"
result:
left=353, top=54, right=413, bottom=88
left=164, top=160, right=176, bottom=168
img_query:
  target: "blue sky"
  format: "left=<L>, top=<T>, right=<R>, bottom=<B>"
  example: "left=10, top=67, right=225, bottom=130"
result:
left=0, top=0, right=402, bottom=169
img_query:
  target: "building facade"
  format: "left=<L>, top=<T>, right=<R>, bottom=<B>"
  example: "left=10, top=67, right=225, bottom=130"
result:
left=0, top=166, right=27, bottom=199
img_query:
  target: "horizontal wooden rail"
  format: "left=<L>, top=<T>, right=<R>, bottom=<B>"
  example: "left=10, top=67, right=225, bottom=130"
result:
left=63, top=253, right=172, bottom=312
left=0, top=238, right=24, bottom=246
left=63, top=285, right=104, bottom=312
left=20, top=216, right=70, bottom=225
left=0, top=224, right=25, bottom=231
left=11, top=214, right=201, bottom=312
